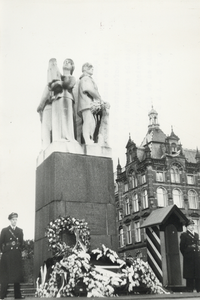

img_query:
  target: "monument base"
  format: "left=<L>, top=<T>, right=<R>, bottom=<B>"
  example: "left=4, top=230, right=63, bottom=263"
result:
left=36, top=140, right=112, bottom=167
left=34, top=151, right=117, bottom=280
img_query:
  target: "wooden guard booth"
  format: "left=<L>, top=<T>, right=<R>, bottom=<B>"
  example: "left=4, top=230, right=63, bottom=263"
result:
left=141, top=204, right=188, bottom=289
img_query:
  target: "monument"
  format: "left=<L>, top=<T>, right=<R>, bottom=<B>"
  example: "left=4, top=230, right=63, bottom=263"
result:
left=34, top=59, right=117, bottom=279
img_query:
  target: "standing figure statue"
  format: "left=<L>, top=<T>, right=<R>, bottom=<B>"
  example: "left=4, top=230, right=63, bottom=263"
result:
left=77, top=63, right=110, bottom=146
left=51, top=59, right=76, bottom=142
left=37, top=58, right=59, bottom=150
left=37, top=58, right=77, bottom=150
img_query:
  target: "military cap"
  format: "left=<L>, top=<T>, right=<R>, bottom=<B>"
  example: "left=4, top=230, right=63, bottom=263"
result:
left=8, top=212, right=18, bottom=220
left=186, top=218, right=195, bottom=226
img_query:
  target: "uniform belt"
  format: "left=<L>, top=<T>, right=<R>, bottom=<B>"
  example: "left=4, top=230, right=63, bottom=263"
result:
left=6, top=241, right=20, bottom=246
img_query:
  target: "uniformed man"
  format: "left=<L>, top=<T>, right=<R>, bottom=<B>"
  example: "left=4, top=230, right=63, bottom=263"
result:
left=0, top=213, right=25, bottom=299
left=180, top=218, right=200, bottom=292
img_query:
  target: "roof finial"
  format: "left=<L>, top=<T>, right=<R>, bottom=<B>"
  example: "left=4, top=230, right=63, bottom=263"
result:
left=195, top=148, right=200, bottom=161
left=117, top=158, right=122, bottom=174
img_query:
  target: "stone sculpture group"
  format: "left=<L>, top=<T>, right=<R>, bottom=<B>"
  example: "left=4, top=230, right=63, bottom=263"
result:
left=37, top=58, right=110, bottom=150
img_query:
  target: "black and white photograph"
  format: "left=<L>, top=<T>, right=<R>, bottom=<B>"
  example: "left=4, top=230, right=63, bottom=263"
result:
left=0, top=0, right=200, bottom=298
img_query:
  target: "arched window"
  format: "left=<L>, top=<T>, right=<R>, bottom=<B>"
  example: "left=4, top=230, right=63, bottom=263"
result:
left=131, top=175, right=137, bottom=188
left=142, top=190, right=148, bottom=209
left=157, top=187, right=168, bottom=207
left=125, top=197, right=130, bottom=215
left=188, top=190, right=198, bottom=209
left=173, top=189, right=184, bottom=208
left=171, top=143, right=177, bottom=154
left=170, top=166, right=180, bottom=183
left=132, top=193, right=139, bottom=212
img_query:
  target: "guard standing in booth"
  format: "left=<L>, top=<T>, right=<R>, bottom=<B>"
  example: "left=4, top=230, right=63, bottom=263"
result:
left=0, top=213, right=25, bottom=299
left=180, top=218, right=200, bottom=292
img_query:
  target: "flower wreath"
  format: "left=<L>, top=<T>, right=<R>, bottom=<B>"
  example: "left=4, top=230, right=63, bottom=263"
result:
left=45, top=216, right=90, bottom=255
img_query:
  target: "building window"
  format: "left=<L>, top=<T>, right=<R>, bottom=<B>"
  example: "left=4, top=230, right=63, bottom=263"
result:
left=170, top=166, right=180, bottom=183
left=114, top=183, right=118, bottom=194
left=187, top=175, right=194, bottom=185
left=141, top=174, right=146, bottom=184
left=124, top=183, right=129, bottom=192
left=125, top=197, right=131, bottom=215
left=118, top=210, right=123, bottom=220
left=171, top=143, right=177, bottom=154
left=119, top=228, right=124, bottom=247
left=173, top=189, right=184, bottom=208
left=131, top=175, right=138, bottom=188
left=188, top=190, right=198, bottom=209
left=156, top=172, right=164, bottom=182
left=134, top=221, right=141, bottom=243
left=157, top=187, right=168, bottom=207
left=142, top=190, right=148, bottom=209
left=129, top=151, right=132, bottom=162
left=132, top=193, right=139, bottom=212
left=126, top=224, right=132, bottom=244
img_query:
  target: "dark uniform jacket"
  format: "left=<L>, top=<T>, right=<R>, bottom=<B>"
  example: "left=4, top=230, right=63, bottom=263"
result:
left=0, top=226, right=24, bottom=283
left=180, top=230, right=200, bottom=279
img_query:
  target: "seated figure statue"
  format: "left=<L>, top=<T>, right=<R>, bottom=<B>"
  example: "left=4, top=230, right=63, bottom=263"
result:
left=77, top=63, right=110, bottom=146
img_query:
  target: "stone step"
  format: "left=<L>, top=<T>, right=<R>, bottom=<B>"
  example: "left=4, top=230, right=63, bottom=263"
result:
left=1, top=283, right=35, bottom=298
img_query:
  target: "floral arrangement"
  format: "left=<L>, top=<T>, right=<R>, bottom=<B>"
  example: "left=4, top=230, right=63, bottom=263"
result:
left=45, top=216, right=90, bottom=255
left=122, top=257, right=163, bottom=294
left=36, top=247, right=126, bottom=298
left=91, top=244, right=126, bottom=267
left=36, top=216, right=166, bottom=298
left=36, top=250, right=91, bottom=297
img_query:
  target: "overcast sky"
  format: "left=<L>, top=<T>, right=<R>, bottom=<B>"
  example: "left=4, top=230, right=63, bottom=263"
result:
left=0, top=0, right=200, bottom=239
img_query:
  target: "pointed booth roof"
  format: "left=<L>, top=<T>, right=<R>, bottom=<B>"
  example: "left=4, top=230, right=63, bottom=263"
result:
left=140, top=204, right=188, bottom=228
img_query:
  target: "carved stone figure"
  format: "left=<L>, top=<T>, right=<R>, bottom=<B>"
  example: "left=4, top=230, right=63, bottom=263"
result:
left=37, top=59, right=57, bottom=150
left=38, top=59, right=110, bottom=150
left=97, top=102, right=110, bottom=147
left=37, top=58, right=77, bottom=149
left=51, top=59, right=76, bottom=142
left=77, top=63, right=110, bottom=145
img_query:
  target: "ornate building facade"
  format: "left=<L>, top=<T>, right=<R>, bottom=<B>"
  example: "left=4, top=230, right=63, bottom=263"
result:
left=115, top=107, right=200, bottom=259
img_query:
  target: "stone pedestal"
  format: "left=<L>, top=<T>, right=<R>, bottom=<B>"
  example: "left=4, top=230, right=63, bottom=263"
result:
left=34, top=150, right=117, bottom=280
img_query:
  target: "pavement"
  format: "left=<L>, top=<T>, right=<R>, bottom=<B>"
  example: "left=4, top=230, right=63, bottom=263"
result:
left=6, top=293, right=200, bottom=300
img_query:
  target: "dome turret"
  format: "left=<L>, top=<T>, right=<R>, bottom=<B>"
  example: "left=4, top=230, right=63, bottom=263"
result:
left=148, top=106, right=159, bottom=130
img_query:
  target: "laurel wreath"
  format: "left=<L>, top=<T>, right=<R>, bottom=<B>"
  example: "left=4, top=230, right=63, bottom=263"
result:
left=45, top=216, right=90, bottom=255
